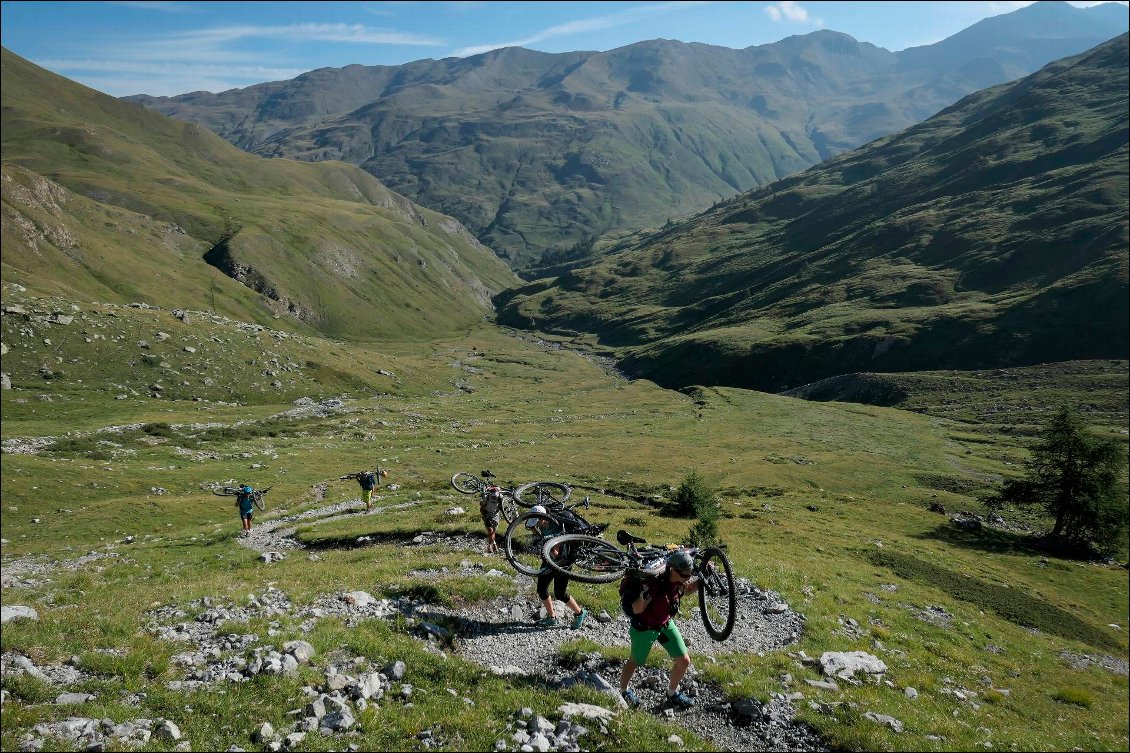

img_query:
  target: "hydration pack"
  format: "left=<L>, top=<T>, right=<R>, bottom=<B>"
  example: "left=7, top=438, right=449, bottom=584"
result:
left=359, top=471, right=377, bottom=490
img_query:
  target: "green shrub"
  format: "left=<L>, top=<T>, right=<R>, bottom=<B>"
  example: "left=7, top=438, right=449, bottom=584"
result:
left=672, top=470, right=715, bottom=519
left=141, top=422, right=174, bottom=438
left=1052, top=685, right=1095, bottom=707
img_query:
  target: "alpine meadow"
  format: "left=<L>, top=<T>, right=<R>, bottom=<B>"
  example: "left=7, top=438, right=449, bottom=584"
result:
left=1, top=3, right=1127, bottom=753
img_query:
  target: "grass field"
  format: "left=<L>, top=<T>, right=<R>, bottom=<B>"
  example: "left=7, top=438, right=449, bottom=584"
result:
left=2, top=289, right=1127, bottom=751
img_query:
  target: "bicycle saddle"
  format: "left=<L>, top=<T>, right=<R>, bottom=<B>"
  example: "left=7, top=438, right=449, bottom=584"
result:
left=481, top=470, right=496, bottom=478
left=617, top=529, right=647, bottom=545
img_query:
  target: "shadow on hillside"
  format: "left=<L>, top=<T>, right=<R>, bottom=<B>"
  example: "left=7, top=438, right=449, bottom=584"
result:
left=917, top=523, right=1098, bottom=562
left=916, top=523, right=1049, bottom=557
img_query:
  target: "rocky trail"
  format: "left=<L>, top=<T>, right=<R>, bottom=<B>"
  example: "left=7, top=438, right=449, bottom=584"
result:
left=224, top=493, right=829, bottom=751
left=11, top=490, right=991, bottom=752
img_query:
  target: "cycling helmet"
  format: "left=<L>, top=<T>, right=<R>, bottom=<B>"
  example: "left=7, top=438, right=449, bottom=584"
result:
left=526, top=505, right=547, bottom=527
left=241, top=485, right=253, bottom=494
left=667, top=549, right=694, bottom=575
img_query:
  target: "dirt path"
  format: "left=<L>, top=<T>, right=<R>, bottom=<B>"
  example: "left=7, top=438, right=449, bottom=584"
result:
left=225, top=491, right=827, bottom=751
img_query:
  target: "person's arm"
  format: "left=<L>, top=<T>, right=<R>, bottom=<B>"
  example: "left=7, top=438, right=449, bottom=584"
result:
left=684, top=578, right=700, bottom=596
left=632, top=583, right=653, bottom=615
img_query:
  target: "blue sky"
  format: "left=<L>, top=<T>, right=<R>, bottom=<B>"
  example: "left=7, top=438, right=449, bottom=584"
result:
left=1, top=1, right=1127, bottom=97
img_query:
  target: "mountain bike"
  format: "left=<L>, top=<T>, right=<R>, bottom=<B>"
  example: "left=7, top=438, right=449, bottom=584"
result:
left=502, top=496, right=608, bottom=577
left=450, top=471, right=571, bottom=523
left=212, top=485, right=271, bottom=512
left=450, top=470, right=521, bottom=523
left=541, top=528, right=737, bottom=641
left=513, top=480, right=572, bottom=507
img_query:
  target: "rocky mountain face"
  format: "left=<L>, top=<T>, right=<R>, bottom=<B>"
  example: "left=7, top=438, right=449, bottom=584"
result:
left=494, top=35, right=1130, bottom=392
left=127, top=2, right=1128, bottom=267
left=1, top=48, right=516, bottom=341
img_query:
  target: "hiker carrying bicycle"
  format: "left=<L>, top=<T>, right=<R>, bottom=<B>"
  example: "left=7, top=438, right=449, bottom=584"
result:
left=236, top=485, right=256, bottom=536
left=340, top=467, right=389, bottom=512
left=527, top=505, right=588, bottom=630
left=618, top=548, right=700, bottom=709
left=480, top=477, right=506, bottom=554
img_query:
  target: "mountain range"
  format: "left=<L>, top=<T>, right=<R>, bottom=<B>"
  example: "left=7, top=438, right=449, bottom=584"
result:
left=495, top=34, right=1130, bottom=392
left=1, top=48, right=515, bottom=340
left=127, top=1, right=1128, bottom=268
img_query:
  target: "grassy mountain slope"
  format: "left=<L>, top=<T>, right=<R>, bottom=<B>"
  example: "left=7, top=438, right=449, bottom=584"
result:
left=495, top=35, right=1129, bottom=392
left=1, top=48, right=516, bottom=340
left=128, top=3, right=1128, bottom=267
left=2, top=310, right=1127, bottom=752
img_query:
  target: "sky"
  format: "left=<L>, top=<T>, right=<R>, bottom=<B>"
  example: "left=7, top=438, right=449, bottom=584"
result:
left=1, top=0, right=1127, bottom=97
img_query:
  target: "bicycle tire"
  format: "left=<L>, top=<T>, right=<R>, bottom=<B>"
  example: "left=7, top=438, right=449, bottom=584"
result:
left=212, top=487, right=237, bottom=497
left=697, top=548, right=736, bottom=641
left=254, top=493, right=267, bottom=512
left=513, top=481, right=572, bottom=507
left=451, top=471, right=483, bottom=495
left=541, top=534, right=630, bottom=584
left=500, top=491, right=519, bottom=524
left=503, top=512, right=555, bottom=577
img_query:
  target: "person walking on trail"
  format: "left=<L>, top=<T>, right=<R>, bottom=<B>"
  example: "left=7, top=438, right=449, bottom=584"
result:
left=236, top=485, right=256, bottom=536
left=341, top=468, right=389, bottom=512
left=527, top=506, right=588, bottom=629
left=618, top=549, right=700, bottom=709
left=480, top=480, right=505, bottom=554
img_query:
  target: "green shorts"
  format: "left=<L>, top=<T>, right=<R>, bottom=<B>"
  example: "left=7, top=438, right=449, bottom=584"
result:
left=629, top=621, right=687, bottom=665
left=361, top=488, right=374, bottom=505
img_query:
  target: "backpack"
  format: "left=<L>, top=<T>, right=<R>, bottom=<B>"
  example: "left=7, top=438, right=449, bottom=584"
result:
left=619, top=571, right=645, bottom=621
left=619, top=571, right=682, bottom=630
left=554, top=506, right=583, bottom=532
left=359, top=471, right=377, bottom=490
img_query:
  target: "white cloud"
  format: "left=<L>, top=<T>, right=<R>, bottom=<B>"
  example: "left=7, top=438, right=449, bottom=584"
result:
left=169, top=23, right=445, bottom=47
left=37, top=58, right=306, bottom=80
left=763, top=1, right=822, bottom=25
left=451, top=1, right=711, bottom=57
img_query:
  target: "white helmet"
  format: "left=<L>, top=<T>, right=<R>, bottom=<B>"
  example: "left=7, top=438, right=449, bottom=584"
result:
left=526, top=506, right=547, bottom=527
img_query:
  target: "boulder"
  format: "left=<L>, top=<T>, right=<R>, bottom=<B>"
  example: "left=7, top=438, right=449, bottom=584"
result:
left=283, top=640, right=316, bottom=664
left=252, top=722, right=274, bottom=743
left=557, top=702, right=616, bottom=723
left=154, top=720, right=182, bottom=742
left=1, top=605, right=39, bottom=623
left=55, top=692, right=97, bottom=705
left=863, top=711, right=904, bottom=733
left=343, top=591, right=376, bottom=608
left=820, top=651, right=887, bottom=679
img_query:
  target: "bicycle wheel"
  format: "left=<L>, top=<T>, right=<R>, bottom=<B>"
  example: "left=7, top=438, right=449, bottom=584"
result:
left=254, top=493, right=267, bottom=512
left=212, top=487, right=236, bottom=497
left=541, top=534, right=629, bottom=584
left=697, top=548, right=736, bottom=641
left=503, top=512, right=555, bottom=577
left=500, top=491, right=519, bottom=524
left=451, top=471, right=483, bottom=495
left=514, top=481, right=572, bottom=507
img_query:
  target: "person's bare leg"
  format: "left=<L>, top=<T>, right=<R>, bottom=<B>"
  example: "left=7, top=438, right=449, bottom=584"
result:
left=620, top=658, right=638, bottom=693
left=668, top=655, right=692, bottom=692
